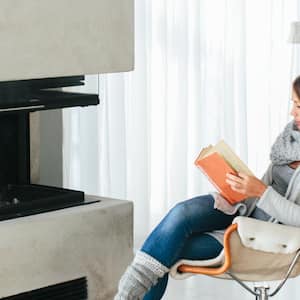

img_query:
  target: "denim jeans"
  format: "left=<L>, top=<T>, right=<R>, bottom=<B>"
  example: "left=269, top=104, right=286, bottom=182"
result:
left=141, top=194, right=238, bottom=300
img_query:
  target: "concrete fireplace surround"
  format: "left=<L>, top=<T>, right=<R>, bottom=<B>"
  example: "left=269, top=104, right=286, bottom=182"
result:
left=0, top=196, right=133, bottom=299
left=0, top=0, right=135, bottom=298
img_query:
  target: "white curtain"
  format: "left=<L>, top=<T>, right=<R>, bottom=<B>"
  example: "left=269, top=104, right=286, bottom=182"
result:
left=62, top=0, right=300, bottom=298
left=63, top=0, right=300, bottom=248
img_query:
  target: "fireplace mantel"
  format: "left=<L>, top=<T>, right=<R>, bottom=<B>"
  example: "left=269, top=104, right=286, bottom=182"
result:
left=0, top=0, right=134, bottom=81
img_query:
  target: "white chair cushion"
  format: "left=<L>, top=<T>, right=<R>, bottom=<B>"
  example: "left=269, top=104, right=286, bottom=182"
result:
left=233, top=216, right=300, bottom=254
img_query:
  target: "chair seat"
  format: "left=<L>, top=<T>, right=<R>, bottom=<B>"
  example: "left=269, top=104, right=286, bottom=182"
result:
left=170, top=217, right=300, bottom=281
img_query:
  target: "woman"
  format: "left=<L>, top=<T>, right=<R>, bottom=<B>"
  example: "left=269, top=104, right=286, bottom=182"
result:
left=115, top=76, right=300, bottom=300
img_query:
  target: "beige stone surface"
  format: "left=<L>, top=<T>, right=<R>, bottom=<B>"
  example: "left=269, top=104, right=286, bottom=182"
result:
left=0, top=196, right=133, bottom=299
left=0, top=0, right=134, bottom=80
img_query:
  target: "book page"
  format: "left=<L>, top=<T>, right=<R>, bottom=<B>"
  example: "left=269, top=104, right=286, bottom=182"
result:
left=198, top=145, right=213, bottom=159
left=200, top=140, right=254, bottom=176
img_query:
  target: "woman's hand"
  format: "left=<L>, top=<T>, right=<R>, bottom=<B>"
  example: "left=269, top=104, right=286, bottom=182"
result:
left=225, top=172, right=267, bottom=198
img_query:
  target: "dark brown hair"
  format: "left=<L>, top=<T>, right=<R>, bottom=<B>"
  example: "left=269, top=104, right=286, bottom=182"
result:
left=293, top=76, right=300, bottom=99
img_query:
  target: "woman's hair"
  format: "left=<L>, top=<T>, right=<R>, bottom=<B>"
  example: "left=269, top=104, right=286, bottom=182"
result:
left=293, top=76, right=300, bottom=99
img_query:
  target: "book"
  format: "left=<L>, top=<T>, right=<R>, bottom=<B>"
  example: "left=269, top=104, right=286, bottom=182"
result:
left=194, top=140, right=254, bottom=205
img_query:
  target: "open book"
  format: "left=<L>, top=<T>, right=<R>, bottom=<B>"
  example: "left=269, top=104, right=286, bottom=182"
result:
left=195, top=140, right=254, bottom=205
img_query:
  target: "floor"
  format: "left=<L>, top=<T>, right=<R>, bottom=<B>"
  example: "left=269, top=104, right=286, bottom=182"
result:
left=162, top=275, right=300, bottom=299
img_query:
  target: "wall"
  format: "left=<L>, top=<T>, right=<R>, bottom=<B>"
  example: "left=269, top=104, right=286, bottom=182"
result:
left=30, top=110, right=63, bottom=187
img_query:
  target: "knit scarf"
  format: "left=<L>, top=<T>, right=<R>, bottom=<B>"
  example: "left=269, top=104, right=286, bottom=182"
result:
left=270, top=121, right=300, bottom=165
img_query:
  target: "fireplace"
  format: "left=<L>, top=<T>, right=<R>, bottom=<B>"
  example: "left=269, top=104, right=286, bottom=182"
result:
left=0, top=76, right=100, bottom=221
left=0, top=77, right=133, bottom=300
left=0, top=0, right=134, bottom=299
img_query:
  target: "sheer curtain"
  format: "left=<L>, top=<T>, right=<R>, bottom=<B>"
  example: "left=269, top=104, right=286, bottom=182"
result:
left=63, top=0, right=300, bottom=246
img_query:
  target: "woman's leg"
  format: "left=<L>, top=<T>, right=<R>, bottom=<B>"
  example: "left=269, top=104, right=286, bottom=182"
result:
left=141, top=194, right=235, bottom=267
left=143, top=274, right=168, bottom=300
left=143, top=233, right=223, bottom=300
left=115, top=195, right=236, bottom=300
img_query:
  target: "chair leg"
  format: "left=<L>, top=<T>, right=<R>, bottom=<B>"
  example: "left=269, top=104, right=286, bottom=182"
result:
left=254, top=286, right=270, bottom=300
left=227, top=249, right=300, bottom=299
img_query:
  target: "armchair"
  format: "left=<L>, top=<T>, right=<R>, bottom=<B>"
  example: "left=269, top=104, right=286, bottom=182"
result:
left=170, top=217, right=300, bottom=300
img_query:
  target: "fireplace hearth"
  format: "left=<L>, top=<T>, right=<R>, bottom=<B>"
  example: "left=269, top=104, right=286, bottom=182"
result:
left=0, top=76, right=99, bottom=221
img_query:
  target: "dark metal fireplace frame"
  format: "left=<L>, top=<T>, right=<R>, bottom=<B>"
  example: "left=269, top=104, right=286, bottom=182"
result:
left=0, top=76, right=99, bottom=221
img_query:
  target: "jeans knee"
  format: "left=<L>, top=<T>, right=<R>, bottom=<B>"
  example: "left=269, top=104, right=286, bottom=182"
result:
left=167, top=201, right=188, bottom=224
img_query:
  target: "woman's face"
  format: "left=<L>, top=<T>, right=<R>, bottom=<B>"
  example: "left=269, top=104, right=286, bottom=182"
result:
left=290, top=89, right=300, bottom=129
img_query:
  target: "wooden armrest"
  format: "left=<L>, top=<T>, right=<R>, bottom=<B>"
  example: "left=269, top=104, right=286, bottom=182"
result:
left=177, top=223, right=238, bottom=275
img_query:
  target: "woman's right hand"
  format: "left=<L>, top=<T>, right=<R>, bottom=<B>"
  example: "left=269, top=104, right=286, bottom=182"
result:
left=226, top=173, right=267, bottom=198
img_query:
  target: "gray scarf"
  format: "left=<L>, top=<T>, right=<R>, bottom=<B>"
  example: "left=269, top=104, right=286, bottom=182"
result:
left=270, top=121, right=300, bottom=165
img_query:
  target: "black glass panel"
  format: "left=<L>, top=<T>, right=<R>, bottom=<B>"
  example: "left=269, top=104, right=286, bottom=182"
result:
left=0, top=184, right=99, bottom=221
left=0, top=76, right=99, bottom=113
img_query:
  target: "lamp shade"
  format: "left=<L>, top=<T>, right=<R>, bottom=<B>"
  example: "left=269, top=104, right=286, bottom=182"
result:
left=289, top=21, right=300, bottom=43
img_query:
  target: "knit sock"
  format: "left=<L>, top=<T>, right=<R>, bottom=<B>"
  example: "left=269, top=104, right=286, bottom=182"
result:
left=114, top=251, right=169, bottom=300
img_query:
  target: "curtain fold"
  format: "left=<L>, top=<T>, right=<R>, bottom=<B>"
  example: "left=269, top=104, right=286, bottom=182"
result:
left=63, top=0, right=298, bottom=247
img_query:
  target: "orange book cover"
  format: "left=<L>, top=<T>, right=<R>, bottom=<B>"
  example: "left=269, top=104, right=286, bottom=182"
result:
left=195, top=152, right=246, bottom=204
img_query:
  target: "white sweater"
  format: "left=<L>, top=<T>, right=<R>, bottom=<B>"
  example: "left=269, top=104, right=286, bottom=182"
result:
left=257, top=163, right=300, bottom=226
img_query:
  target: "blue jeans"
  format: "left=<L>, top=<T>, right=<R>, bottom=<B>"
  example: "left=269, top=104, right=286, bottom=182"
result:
left=141, top=194, right=238, bottom=300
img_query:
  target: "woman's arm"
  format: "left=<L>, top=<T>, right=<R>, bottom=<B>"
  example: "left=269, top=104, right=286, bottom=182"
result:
left=256, top=186, right=300, bottom=226
left=225, top=171, right=300, bottom=226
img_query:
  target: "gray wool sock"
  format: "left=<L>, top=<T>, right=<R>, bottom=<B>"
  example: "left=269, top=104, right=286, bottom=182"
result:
left=114, top=251, right=169, bottom=300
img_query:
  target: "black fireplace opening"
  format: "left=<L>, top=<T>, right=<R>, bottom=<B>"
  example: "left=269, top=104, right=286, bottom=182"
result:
left=0, top=76, right=100, bottom=221
left=0, top=277, right=88, bottom=300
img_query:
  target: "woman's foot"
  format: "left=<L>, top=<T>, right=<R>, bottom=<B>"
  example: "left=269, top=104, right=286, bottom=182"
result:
left=114, top=251, right=169, bottom=300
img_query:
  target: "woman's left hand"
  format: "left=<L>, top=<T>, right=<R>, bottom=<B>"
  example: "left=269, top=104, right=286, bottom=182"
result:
left=225, top=172, right=267, bottom=198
